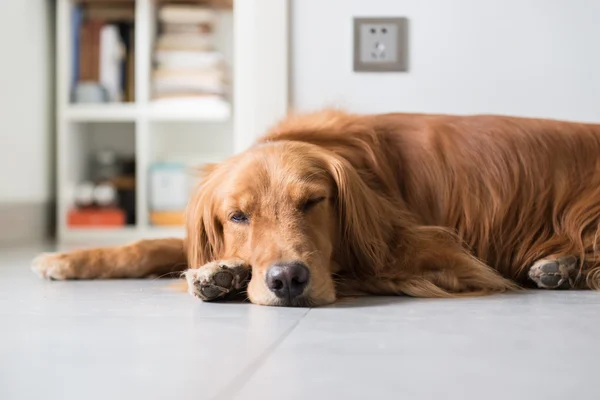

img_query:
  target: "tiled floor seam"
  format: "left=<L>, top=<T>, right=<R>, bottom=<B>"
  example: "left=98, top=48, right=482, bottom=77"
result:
left=211, top=308, right=312, bottom=400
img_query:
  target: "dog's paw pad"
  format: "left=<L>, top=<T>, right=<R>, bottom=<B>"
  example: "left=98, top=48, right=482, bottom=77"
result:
left=185, top=260, right=250, bottom=301
left=197, top=282, right=228, bottom=299
left=528, top=255, right=577, bottom=289
left=213, top=271, right=234, bottom=287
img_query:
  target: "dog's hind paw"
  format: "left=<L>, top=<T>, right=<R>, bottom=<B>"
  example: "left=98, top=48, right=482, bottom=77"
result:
left=184, top=260, right=251, bottom=301
left=528, top=255, right=578, bottom=289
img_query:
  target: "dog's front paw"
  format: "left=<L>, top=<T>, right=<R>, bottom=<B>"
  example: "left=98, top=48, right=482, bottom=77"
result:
left=31, top=253, right=78, bottom=280
left=184, top=259, right=251, bottom=301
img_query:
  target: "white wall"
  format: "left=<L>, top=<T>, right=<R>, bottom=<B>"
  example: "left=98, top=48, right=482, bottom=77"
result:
left=0, top=1, right=53, bottom=204
left=292, top=0, right=600, bottom=122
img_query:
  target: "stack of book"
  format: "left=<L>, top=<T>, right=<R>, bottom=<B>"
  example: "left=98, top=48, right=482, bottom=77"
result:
left=151, top=4, right=229, bottom=110
left=72, top=1, right=136, bottom=103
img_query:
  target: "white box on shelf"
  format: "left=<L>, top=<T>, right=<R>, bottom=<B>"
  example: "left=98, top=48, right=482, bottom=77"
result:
left=149, top=163, right=188, bottom=211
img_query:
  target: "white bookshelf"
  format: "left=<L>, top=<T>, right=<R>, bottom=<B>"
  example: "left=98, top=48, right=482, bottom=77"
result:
left=55, top=0, right=289, bottom=245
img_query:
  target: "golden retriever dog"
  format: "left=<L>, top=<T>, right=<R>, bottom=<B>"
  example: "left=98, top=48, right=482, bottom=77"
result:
left=32, top=110, right=600, bottom=306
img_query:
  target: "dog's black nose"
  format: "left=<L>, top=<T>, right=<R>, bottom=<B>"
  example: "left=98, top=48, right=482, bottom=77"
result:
left=266, top=262, right=310, bottom=299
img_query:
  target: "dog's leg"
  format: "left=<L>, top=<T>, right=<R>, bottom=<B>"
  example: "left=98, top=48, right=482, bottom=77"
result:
left=334, top=250, right=518, bottom=299
left=528, top=255, right=581, bottom=289
left=32, top=238, right=187, bottom=280
left=184, top=260, right=251, bottom=301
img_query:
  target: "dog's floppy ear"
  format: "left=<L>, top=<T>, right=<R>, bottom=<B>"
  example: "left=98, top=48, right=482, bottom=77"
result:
left=324, top=152, right=398, bottom=276
left=185, top=164, right=224, bottom=269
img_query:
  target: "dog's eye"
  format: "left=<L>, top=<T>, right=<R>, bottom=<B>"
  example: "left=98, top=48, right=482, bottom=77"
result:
left=301, top=196, right=326, bottom=213
left=230, top=211, right=249, bottom=224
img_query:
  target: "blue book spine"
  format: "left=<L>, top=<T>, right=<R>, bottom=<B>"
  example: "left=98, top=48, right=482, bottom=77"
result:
left=71, top=5, right=83, bottom=97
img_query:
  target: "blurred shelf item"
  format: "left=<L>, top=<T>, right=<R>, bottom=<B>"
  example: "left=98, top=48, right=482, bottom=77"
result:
left=147, top=97, right=231, bottom=121
left=59, top=226, right=186, bottom=245
left=150, top=211, right=185, bottom=227
left=67, top=208, right=126, bottom=227
left=64, top=103, right=138, bottom=121
left=63, top=100, right=230, bottom=122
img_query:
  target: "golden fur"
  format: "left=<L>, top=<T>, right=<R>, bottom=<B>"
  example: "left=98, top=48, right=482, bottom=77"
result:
left=32, top=110, right=600, bottom=306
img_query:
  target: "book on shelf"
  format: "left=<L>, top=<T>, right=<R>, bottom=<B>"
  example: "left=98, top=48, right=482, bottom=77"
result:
left=154, top=0, right=233, bottom=10
left=154, top=50, right=223, bottom=70
left=125, top=26, right=135, bottom=102
left=68, top=208, right=126, bottom=228
left=71, top=6, right=83, bottom=90
left=155, top=33, right=215, bottom=52
left=78, top=19, right=103, bottom=82
left=152, top=67, right=226, bottom=94
left=71, top=2, right=135, bottom=104
left=86, top=4, right=135, bottom=22
left=158, top=5, right=216, bottom=25
left=99, top=25, right=124, bottom=102
left=162, top=22, right=212, bottom=35
left=151, top=4, right=230, bottom=106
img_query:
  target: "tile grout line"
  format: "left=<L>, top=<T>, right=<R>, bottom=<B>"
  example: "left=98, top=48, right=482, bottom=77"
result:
left=211, top=308, right=312, bottom=400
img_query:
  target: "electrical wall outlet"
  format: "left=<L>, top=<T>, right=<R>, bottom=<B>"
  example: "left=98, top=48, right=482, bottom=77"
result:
left=353, top=17, right=408, bottom=72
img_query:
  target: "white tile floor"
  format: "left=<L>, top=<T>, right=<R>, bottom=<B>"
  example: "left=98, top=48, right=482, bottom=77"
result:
left=1, top=246, right=600, bottom=400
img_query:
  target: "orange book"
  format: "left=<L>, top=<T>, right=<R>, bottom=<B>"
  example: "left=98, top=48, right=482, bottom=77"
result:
left=68, top=208, right=126, bottom=227
left=149, top=210, right=184, bottom=226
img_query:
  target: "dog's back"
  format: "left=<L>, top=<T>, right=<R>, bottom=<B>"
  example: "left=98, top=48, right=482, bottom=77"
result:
left=267, top=110, right=600, bottom=285
left=374, top=113, right=600, bottom=281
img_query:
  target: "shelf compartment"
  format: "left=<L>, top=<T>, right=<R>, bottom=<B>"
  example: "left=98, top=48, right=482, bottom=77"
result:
left=60, top=121, right=137, bottom=231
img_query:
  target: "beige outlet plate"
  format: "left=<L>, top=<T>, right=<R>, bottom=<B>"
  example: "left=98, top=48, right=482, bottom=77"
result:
left=353, top=17, right=409, bottom=72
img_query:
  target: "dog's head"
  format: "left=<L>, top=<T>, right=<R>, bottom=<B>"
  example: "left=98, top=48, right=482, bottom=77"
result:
left=186, top=139, right=392, bottom=307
